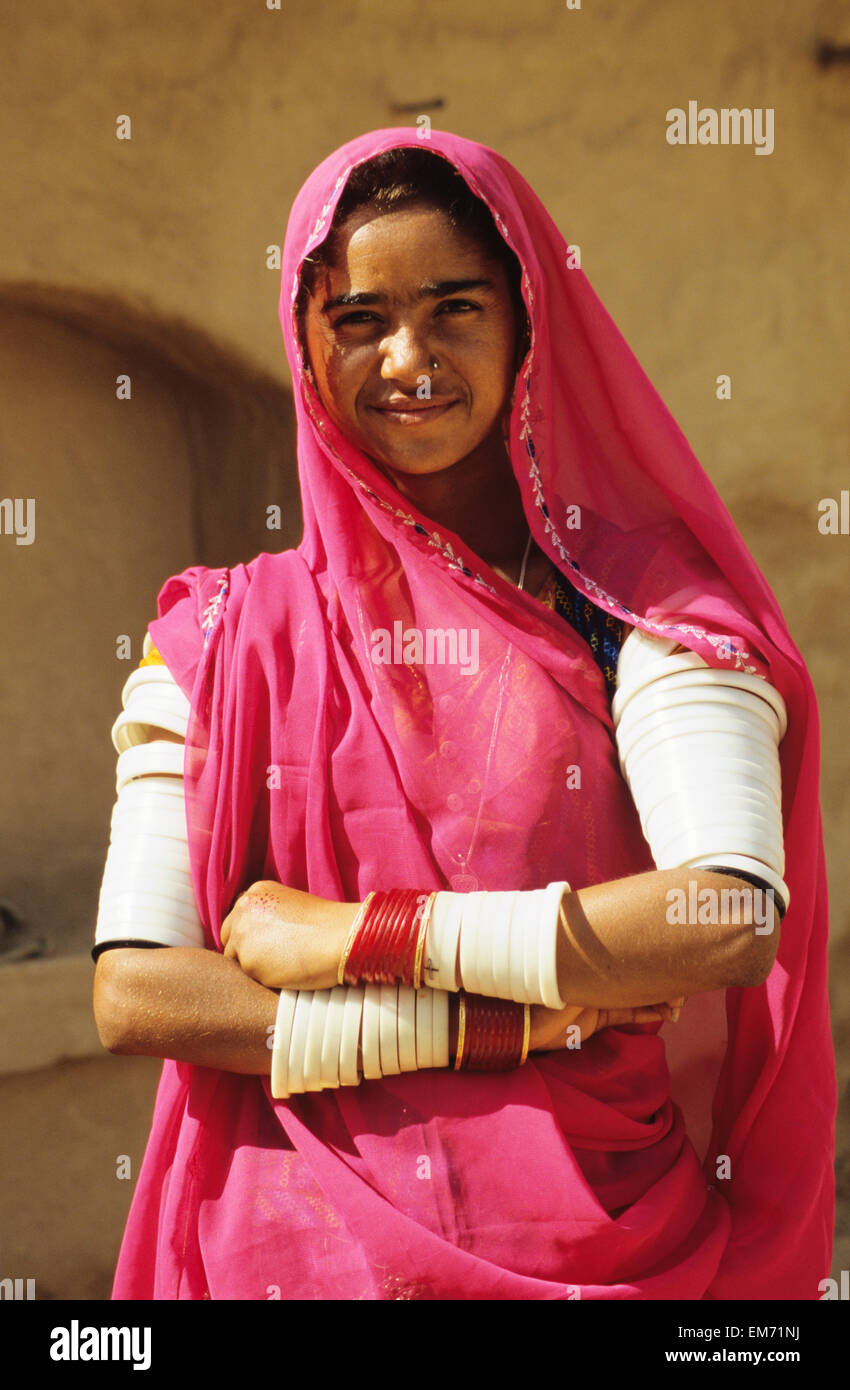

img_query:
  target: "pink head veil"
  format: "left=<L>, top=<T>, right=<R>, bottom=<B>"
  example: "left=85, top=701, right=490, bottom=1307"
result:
left=128, top=128, right=834, bottom=1301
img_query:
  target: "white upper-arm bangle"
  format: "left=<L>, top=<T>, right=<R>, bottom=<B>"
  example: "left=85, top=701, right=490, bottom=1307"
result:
left=110, top=666, right=191, bottom=752
left=94, top=660, right=205, bottom=953
left=613, top=626, right=790, bottom=914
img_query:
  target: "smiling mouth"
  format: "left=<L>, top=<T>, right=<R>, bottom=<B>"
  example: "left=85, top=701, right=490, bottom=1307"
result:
left=369, top=400, right=459, bottom=424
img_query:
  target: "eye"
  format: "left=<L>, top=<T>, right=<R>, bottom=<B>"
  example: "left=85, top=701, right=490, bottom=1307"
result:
left=333, top=310, right=379, bottom=327
left=437, top=299, right=480, bottom=314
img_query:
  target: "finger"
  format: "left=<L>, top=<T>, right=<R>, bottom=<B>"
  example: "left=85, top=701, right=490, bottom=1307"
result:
left=607, top=1007, right=662, bottom=1027
left=658, top=1003, right=682, bottom=1023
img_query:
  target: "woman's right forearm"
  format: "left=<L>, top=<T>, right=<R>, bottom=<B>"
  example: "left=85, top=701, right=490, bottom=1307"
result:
left=94, top=947, right=277, bottom=1074
left=92, top=943, right=658, bottom=1086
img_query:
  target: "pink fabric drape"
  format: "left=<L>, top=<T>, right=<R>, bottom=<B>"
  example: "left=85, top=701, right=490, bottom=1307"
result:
left=114, top=128, right=834, bottom=1300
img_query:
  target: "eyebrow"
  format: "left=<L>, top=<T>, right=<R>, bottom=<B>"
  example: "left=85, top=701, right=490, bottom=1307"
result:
left=321, top=278, right=496, bottom=315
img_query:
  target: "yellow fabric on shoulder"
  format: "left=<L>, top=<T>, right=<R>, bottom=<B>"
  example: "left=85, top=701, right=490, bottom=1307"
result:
left=139, top=631, right=165, bottom=666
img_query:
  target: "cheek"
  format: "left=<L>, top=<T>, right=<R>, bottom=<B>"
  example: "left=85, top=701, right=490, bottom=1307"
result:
left=315, top=345, right=363, bottom=421
left=468, top=334, right=516, bottom=412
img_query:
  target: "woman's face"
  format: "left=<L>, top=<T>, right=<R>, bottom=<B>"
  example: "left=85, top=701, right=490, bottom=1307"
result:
left=301, top=204, right=519, bottom=478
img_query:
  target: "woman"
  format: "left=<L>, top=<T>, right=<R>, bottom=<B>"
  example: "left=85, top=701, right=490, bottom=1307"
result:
left=93, top=127, right=834, bottom=1299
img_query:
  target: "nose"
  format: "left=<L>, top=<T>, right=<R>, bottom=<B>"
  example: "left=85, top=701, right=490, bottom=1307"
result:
left=379, top=322, right=432, bottom=384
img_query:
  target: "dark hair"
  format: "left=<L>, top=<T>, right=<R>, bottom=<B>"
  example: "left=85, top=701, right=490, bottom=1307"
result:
left=295, top=146, right=530, bottom=367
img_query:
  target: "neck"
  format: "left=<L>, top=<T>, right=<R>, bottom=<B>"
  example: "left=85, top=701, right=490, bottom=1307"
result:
left=376, top=425, right=531, bottom=575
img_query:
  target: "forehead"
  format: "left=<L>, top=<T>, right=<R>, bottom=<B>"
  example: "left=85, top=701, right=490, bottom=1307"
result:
left=308, top=205, right=507, bottom=299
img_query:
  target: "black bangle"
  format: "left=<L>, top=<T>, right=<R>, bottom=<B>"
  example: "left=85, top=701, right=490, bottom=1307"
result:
left=695, top=865, right=787, bottom=921
left=91, top=939, right=170, bottom=963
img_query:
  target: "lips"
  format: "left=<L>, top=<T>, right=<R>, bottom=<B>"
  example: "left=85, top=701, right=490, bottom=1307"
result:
left=369, top=397, right=459, bottom=423
left=372, top=396, right=457, bottom=411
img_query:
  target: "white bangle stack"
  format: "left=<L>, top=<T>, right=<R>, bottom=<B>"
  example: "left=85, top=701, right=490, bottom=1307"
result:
left=270, top=984, right=450, bottom=1099
left=94, top=659, right=206, bottom=954
left=421, top=883, right=567, bottom=1009
left=111, top=665, right=191, bottom=751
left=613, top=626, right=790, bottom=914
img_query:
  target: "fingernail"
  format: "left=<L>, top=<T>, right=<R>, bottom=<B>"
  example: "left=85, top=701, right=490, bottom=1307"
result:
left=671, top=1007, right=681, bottom=1023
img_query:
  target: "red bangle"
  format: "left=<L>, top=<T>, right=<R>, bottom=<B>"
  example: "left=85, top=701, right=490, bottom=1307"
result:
left=373, top=890, right=411, bottom=982
left=343, top=890, right=386, bottom=984
left=341, top=889, right=388, bottom=989
left=344, top=889, right=431, bottom=986
left=377, top=891, right=412, bottom=981
left=461, top=994, right=526, bottom=1071
left=357, top=890, right=392, bottom=980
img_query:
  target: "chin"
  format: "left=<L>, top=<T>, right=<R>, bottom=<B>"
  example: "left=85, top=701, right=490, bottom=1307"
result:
left=375, top=432, right=489, bottom=477
left=379, top=452, right=462, bottom=476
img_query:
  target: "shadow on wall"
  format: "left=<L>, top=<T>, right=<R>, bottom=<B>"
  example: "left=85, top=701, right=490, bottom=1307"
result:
left=0, top=284, right=299, bottom=959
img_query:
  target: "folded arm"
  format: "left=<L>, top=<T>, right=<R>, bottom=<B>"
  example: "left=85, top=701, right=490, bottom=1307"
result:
left=94, top=625, right=783, bottom=1073
left=93, top=938, right=675, bottom=1071
left=218, top=869, right=775, bottom=1002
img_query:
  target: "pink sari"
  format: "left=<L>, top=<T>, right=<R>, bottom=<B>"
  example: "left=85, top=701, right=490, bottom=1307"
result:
left=114, top=129, right=834, bottom=1300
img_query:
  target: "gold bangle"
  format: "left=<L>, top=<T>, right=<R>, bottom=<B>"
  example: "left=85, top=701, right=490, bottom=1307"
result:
left=519, top=1003, right=531, bottom=1065
left=413, top=891, right=437, bottom=990
left=337, top=891, right=374, bottom=986
left=454, top=993, right=467, bottom=1071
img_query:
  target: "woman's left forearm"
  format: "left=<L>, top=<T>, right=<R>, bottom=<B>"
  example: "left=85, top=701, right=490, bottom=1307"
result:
left=555, top=867, right=779, bottom=1008
left=221, top=869, right=778, bottom=1006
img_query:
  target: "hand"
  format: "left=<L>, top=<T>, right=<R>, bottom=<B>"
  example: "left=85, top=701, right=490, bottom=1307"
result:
left=529, top=997, right=687, bottom=1052
left=219, top=881, right=357, bottom=991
